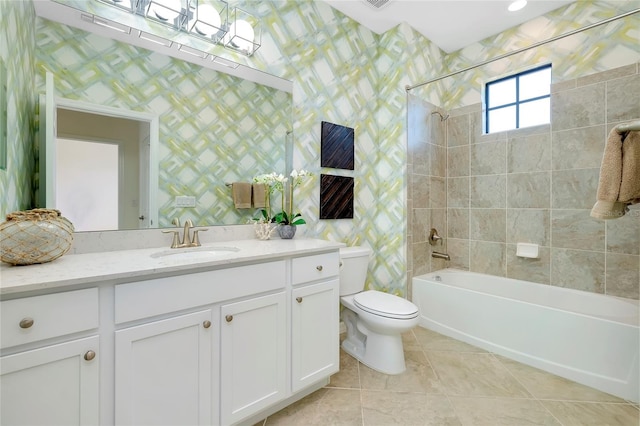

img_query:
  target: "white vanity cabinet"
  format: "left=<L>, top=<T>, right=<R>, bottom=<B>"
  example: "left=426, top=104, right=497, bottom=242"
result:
left=291, top=281, right=339, bottom=392
left=290, top=253, right=340, bottom=393
left=0, top=241, right=343, bottom=426
left=114, top=310, right=213, bottom=426
left=0, top=288, right=100, bottom=426
left=220, top=292, right=287, bottom=425
left=113, top=260, right=288, bottom=426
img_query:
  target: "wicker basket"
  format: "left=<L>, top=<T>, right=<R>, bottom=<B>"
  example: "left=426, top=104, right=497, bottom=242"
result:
left=0, top=209, right=74, bottom=265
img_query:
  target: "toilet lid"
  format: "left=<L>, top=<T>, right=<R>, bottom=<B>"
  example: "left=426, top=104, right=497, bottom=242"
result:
left=353, top=290, right=419, bottom=319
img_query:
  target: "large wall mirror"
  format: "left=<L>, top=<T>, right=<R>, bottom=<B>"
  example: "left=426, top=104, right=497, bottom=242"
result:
left=34, top=0, right=293, bottom=232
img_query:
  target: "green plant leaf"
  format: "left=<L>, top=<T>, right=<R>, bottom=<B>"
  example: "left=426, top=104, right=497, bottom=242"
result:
left=273, top=211, right=286, bottom=224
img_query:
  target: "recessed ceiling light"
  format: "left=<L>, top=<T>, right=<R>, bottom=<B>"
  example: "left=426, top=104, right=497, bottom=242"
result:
left=508, top=0, right=527, bottom=12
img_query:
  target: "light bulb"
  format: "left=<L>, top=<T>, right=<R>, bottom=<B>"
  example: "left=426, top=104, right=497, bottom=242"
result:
left=508, top=0, right=527, bottom=12
left=194, top=4, right=221, bottom=37
left=228, top=19, right=254, bottom=52
left=149, top=0, right=182, bottom=22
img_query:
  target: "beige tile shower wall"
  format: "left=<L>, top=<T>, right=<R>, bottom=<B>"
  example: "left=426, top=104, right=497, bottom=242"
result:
left=407, top=94, right=447, bottom=298
left=446, top=64, right=640, bottom=300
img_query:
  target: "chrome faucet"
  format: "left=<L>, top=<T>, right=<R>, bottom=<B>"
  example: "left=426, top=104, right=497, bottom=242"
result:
left=163, top=218, right=207, bottom=248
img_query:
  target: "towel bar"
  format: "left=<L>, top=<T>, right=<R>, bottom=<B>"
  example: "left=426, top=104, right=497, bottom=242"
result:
left=615, top=120, right=640, bottom=134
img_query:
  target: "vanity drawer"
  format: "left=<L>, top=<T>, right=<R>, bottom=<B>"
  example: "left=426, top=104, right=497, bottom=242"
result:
left=0, top=288, right=99, bottom=349
left=115, top=260, right=286, bottom=324
left=291, top=252, right=340, bottom=285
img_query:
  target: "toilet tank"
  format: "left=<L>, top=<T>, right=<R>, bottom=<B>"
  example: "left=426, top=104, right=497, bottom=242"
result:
left=339, top=246, right=372, bottom=296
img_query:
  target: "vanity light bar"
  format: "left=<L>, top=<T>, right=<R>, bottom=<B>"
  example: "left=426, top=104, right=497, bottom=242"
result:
left=211, top=56, right=239, bottom=69
left=139, top=31, right=173, bottom=47
left=81, top=13, right=132, bottom=34
left=178, top=44, right=208, bottom=59
left=94, top=0, right=260, bottom=56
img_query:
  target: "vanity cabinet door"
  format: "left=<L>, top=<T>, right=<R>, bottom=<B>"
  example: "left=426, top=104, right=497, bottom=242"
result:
left=220, top=292, right=286, bottom=425
left=114, top=310, right=213, bottom=426
left=291, top=279, right=340, bottom=392
left=0, top=335, right=99, bottom=426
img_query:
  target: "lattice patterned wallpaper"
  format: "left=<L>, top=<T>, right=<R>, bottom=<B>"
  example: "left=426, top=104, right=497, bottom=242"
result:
left=0, top=1, right=36, bottom=218
left=5, top=0, right=638, bottom=295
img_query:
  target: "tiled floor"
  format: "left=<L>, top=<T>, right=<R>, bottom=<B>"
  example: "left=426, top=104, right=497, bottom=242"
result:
left=259, top=327, right=640, bottom=425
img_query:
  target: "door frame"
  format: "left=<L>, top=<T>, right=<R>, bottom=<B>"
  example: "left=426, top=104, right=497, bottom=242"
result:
left=40, top=74, right=159, bottom=228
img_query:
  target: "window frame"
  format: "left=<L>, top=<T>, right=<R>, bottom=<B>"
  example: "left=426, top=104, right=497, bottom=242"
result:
left=484, top=63, right=551, bottom=134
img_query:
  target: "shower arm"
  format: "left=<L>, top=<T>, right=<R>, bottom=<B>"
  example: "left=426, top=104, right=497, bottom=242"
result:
left=430, top=111, right=449, bottom=121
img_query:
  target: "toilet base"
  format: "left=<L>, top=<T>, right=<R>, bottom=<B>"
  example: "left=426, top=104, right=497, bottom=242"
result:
left=341, top=309, right=408, bottom=375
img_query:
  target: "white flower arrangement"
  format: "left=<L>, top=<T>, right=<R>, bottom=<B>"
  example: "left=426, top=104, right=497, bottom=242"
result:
left=252, top=169, right=313, bottom=226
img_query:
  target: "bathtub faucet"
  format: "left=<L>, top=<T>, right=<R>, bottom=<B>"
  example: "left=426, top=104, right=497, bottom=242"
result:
left=432, top=251, right=450, bottom=261
left=429, top=228, right=443, bottom=245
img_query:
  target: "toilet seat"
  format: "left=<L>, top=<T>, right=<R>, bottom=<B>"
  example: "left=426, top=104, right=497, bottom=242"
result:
left=353, top=290, right=418, bottom=320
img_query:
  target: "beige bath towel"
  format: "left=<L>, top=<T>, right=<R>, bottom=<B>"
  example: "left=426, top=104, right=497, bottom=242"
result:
left=232, top=182, right=252, bottom=209
left=252, top=183, right=269, bottom=209
left=591, top=129, right=640, bottom=219
left=619, top=131, right=640, bottom=203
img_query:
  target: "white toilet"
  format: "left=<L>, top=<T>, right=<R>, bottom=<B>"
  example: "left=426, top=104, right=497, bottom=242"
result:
left=339, top=246, right=419, bottom=375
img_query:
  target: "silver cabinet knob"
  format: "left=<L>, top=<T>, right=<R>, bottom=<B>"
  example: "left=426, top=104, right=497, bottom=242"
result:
left=225, top=315, right=233, bottom=322
left=19, top=318, right=34, bottom=329
left=316, top=265, right=323, bottom=271
left=296, top=297, right=303, bottom=303
left=203, top=320, right=212, bottom=329
left=84, top=350, right=96, bottom=361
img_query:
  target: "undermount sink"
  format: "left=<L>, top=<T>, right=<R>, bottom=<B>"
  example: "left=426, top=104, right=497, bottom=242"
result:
left=150, top=246, right=240, bottom=261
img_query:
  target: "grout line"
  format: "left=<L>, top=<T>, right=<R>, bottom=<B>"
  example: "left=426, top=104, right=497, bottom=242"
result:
left=504, top=137, right=510, bottom=278
left=479, top=351, right=563, bottom=426
left=601, top=100, right=608, bottom=297
left=416, top=329, right=466, bottom=425
left=467, top=115, right=472, bottom=270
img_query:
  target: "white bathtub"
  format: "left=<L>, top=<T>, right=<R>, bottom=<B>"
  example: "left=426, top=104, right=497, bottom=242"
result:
left=412, top=268, right=639, bottom=403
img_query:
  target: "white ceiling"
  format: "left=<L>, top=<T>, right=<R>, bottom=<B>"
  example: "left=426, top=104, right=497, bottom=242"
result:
left=323, top=0, right=575, bottom=53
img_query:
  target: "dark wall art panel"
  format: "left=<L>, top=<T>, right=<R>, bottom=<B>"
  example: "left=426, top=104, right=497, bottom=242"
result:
left=320, top=121, right=354, bottom=170
left=320, top=174, right=354, bottom=219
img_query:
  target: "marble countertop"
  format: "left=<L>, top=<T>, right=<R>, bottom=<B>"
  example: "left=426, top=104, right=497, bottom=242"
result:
left=0, top=239, right=344, bottom=296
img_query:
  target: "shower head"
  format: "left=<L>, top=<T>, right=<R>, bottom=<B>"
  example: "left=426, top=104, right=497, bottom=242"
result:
left=431, top=111, right=449, bottom=121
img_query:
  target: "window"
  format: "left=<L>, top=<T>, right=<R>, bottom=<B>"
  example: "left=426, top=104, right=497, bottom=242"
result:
left=485, top=64, right=551, bottom=134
